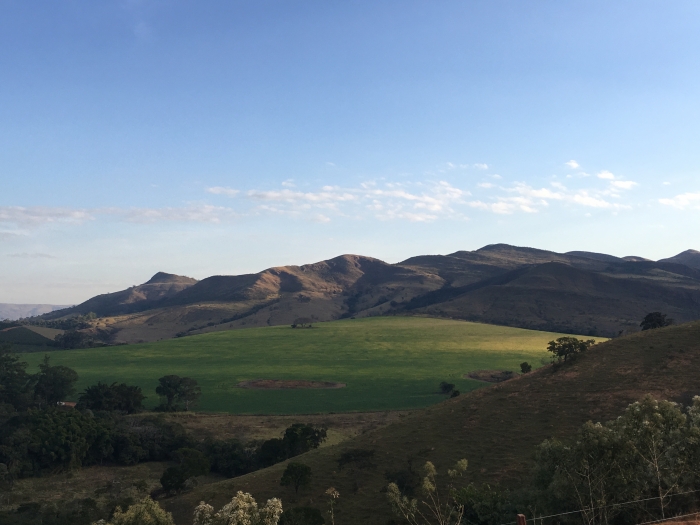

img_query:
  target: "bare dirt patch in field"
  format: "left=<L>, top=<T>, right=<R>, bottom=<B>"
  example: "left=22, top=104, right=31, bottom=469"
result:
left=466, top=370, right=515, bottom=383
left=237, top=379, right=346, bottom=389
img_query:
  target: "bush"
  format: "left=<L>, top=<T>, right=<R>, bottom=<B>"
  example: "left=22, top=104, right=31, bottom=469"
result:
left=439, top=381, right=455, bottom=394
left=280, top=507, right=325, bottom=525
left=106, top=496, right=174, bottom=525
left=520, top=362, right=532, bottom=373
left=337, top=448, right=375, bottom=470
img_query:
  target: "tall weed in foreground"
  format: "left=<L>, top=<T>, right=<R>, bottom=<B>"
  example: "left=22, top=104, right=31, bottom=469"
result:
left=387, top=459, right=468, bottom=525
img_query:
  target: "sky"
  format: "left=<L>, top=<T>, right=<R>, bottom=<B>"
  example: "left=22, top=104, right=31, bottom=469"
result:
left=1, top=0, right=700, bottom=304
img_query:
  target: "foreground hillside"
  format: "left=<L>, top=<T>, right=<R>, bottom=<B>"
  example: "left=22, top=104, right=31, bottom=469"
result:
left=39, top=245, right=700, bottom=343
left=163, top=321, right=700, bottom=525
left=22, top=317, right=582, bottom=413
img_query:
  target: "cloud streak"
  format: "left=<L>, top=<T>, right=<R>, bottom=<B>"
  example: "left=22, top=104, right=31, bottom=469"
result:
left=0, top=167, right=645, bottom=231
left=659, top=192, right=700, bottom=210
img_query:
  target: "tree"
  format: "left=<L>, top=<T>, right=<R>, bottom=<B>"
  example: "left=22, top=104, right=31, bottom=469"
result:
left=155, top=375, right=201, bottom=411
left=77, top=381, right=145, bottom=413
left=53, top=330, right=93, bottom=349
left=193, top=491, right=283, bottom=525
left=640, top=312, right=673, bottom=331
left=520, top=362, right=532, bottom=373
left=616, top=395, right=689, bottom=519
left=281, top=462, right=312, bottom=494
left=160, top=447, right=210, bottom=493
left=292, top=317, right=313, bottom=328
left=0, top=344, right=34, bottom=410
left=547, top=337, right=596, bottom=364
left=282, top=423, right=327, bottom=457
left=33, top=355, right=78, bottom=407
left=387, top=459, right=468, bottom=525
left=439, top=382, right=455, bottom=394
left=102, top=496, right=174, bottom=525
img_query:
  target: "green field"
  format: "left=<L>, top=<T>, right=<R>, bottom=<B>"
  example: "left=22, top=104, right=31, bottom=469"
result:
left=21, top=317, right=599, bottom=414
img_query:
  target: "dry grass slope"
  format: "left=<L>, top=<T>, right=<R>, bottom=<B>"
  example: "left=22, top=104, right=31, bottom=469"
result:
left=164, top=321, right=700, bottom=525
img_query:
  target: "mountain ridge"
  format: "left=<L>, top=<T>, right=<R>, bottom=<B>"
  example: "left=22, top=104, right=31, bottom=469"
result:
left=38, top=245, right=700, bottom=342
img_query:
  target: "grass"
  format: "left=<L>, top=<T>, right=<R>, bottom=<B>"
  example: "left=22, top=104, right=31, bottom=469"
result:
left=21, top=317, right=598, bottom=414
left=163, top=321, right=700, bottom=525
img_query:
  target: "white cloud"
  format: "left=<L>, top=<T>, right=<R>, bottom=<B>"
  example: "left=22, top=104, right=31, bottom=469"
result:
left=0, top=206, right=92, bottom=227
left=659, top=192, right=700, bottom=210
left=565, top=160, right=580, bottom=169
left=206, top=186, right=240, bottom=197
left=312, top=214, right=331, bottom=223
left=115, top=205, right=240, bottom=224
left=281, top=179, right=295, bottom=188
left=491, top=174, right=502, bottom=179
left=477, top=182, right=494, bottom=189
left=474, top=163, right=489, bottom=170
left=610, top=180, right=637, bottom=190
left=8, top=252, right=56, bottom=259
left=597, top=170, right=616, bottom=180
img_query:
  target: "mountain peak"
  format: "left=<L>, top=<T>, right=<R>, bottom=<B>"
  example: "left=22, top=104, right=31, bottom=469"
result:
left=145, top=272, right=198, bottom=285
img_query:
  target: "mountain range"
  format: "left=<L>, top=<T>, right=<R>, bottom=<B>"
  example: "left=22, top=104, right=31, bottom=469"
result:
left=41, top=244, right=700, bottom=343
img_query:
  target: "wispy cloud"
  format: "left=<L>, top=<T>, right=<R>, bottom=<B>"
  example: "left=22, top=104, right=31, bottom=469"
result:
left=597, top=170, right=616, bottom=180
left=8, top=252, right=56, bottom=259
left=565, top=160, right=580, bottom=169
left=0, top=206, right=92, bottom=227
left=467, top=179, right=634, bottom=214
left=111, top=205, right=240, bottom=224
left=659, top=192, right=700, bottom=210
left=206, top=187, right=240, bottom=197
left=474, top=163, right=489, bottom=170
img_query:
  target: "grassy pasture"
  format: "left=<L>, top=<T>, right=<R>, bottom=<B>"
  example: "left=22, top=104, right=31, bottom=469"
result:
left=21, top=317, right=597, bottom=414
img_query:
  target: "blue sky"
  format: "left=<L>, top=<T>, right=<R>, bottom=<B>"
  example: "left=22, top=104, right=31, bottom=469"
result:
left=2, top=1, right=700, bottom=304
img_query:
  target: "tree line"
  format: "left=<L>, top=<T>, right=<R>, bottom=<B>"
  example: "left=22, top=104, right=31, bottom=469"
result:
left=0, top=347, right=326, bottom=495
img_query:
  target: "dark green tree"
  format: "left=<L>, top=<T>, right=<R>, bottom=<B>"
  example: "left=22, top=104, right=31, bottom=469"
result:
left=640, top=312, right=673, bottom=331
left=0, top=344, right=34, bottom=410
left=34, top=355, right=78, bottom=407
left=160, top=447, right=210, bottom=493
left=283, top=423, right=327, bottom=457
left=280, top=462, right=312, bottom=494
left=520, top=362, right=532, bottom=373
left=77, top=381, right=145, bottom=413
left=547, top=337, right=596, bottom=363
left=53, top=330, right=93, bottom=349
left=155, top=375, right=201, bottom=411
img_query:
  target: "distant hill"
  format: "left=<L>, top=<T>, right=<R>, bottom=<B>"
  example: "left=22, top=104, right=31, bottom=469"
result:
left=660, top=249, right=700, bottom=270
left=164, top=320, right=700, bottom=525
left=0, top=303, right=71, bottom=321
left=39, top=245, right=700, bottom=342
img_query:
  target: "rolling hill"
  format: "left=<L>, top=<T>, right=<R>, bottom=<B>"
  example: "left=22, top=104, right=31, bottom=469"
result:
left=163, top=320, right=700, bottom=525
left=39, top=245, right=700, bottom=343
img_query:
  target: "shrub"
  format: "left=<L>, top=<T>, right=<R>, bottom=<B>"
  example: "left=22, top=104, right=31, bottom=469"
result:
left=439, top=382, right=455, bottom=394
left=337, top=448, right=375, bottom=470
left=280, top=507, right=325, bottom=525
left=102, top=496, right=174, bottom=525
left=520, top=362, right=532, bottom=373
